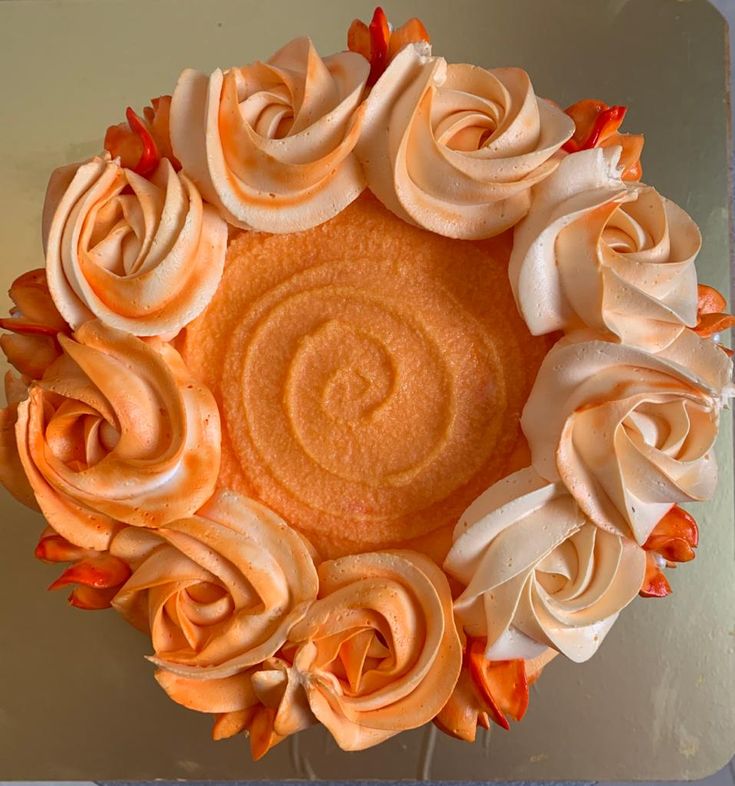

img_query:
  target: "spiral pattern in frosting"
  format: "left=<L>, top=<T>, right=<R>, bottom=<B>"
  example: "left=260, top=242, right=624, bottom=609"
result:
left=522, top=329, right=732, bottom=545
left=356, top=43, right=574, bottom=239
left=286, top=550, right=462, bottom=750
left=183, top=194, right=550, bottom=557
left=14, top=320, right=220, bottom=550
left=509, top=147, right=700, bottom=351
left=44, top=155, right=227, bottom=338
left=445, top=468, right=646, bottom=663
left=111, top=490, right=318, bottom=677
left=170, top=37, right=369, bottom=233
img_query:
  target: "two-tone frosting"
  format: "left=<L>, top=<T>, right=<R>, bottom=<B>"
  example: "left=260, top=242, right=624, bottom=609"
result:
left=170, top=37, right=369, bottom=233
left=44, top=155, right=227, bottom=338
left=356, top=43, right=574, bottom=239
left=112, top=490, right=318, bottom=676
left=445, top=468, right=646, bottom=663
left=521, top=330, right=732, bottom=545
left=12, top=320, right=220, bottom=549
left=509, top=147, right=700, bottom=350
left=286, top=550, right=462, bottom=750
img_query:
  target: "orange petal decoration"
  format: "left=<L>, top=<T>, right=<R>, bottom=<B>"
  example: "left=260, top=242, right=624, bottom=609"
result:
left=104, top=107, right=160, bottom=177
left=640, top=506, right=699, bottom=598
left=246, top=706, right=285, bottom=761
left=35, top=530, right=92, bottom=564
left=49, top=553, right=131, bottom=611
left=644, top=505, right=698, bottom=563
left=433, top=666, right=486, bottom=742
left=0, top=269, right=67, bottom=335
left=0, top=269, right=69, bottom=379
left=694, top=284, right=735, bottom=338
left=142, top=95, right=180, bottom=168
left=468, top=638, right=529, bottom=730
left=68, top=584, right=121, bottom=610
left=212, top=709, right=251, bottom=741
left=348, top=6, right=430, bottom=87
left=212, top=704, right=285, bottom=761
left=640, top=554, right=672, bottom=598
left=563, top=99, right=644, bottom=181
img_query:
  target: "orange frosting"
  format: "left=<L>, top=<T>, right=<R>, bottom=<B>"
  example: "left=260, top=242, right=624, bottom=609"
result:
left=182, top=193, right=550, bottom=558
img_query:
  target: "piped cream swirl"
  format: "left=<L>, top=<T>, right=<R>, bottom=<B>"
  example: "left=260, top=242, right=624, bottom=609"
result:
left=170, top=37, right=369, bottom=233
left=111, top=490, right=319, bottom=677
left=14, top=320, right=220, bottom=550
left=445, top=468, right=646, bottom=663
left=356, top=43, right=574, bottom=239
left=44, top=155, right=227, bottom=338
left=521, top=330, right=732, bottom=545
left=509, top=148, right=700, bottom=351
left=286, top=550, right=462, bottom=750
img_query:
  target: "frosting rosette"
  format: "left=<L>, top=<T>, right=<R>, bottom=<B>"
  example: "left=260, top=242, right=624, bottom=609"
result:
left=170, top=37, right=369, bottom=233
left=285, top=550, right=462, bottom=750
left=522, top=330, right=732, bottom=545
left=509, top=147, right=699, bottom=351
left=12, top=320, right=220, bottom=550
left=445, top=468, right=646, bottom=663
left=356, top=43, right=574, bottom=239
left=111, top=490, right=318, bottom=677
left=43, top=155, right=227, bottom=338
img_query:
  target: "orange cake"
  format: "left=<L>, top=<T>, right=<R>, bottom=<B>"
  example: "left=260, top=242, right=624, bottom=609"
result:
left=1, top=5, right=733, bottom=762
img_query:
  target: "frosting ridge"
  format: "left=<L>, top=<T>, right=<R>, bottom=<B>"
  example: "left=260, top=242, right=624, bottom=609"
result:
left=13, top=320, right=220, bottom=549
left=170, top=37, right=369, bottom=233
left=356, top=44, right=574, bottom=239
left=521, top=330, right=731, bottom=544
left=509, top=147, right=699, bottom=351
left=445, top=467, right=646, bottom=663
left=44, top=155, right=226, bottom=338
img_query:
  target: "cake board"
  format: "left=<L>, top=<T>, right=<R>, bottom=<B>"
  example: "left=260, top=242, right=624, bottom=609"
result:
left=0, top=0, right=733, bottom=779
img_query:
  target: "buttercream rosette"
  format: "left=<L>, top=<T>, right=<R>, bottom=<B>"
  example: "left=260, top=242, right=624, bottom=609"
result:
left=110, top=490, right=318, bottom=676
left=284, top=550, right=462, bottom=751
left=43, top=154, right=227, bottom=338
left=445, top=468, right=646, bottom=664
left=9, top=320, right=220, bottom=550
left=356, top=42, right=574, bottom=239
left=509, top=147, right=700, bottom=351
left=170, top=37, right=369, bottom=233
left=522, top=329, right=732, bottom=545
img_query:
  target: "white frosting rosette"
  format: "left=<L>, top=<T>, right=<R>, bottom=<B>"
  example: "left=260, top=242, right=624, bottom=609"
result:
left=43, top=155, right=227, bottom=338
left=445, top=468, right=646, bottom=663
left=170, top=37, right=369, bottom=233
left=522, top=330, right=732, bottom=545
left=356, top=43, right=574, bottom=239
left=509, top=147, right=700, bottom=351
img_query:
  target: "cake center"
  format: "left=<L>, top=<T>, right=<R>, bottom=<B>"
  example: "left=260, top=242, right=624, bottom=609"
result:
left=182, top=193, right=549, bottom=559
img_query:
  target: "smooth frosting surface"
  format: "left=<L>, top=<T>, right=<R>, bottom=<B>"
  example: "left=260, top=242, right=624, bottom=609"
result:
left=182, top=194, right=549, bottom=557
left=44, top=155, right=227, bottom=338
left=522, top=330, right=732, bottom=544
left=445, top=468, right=646, bottom=663
left=509, top=148, right=699, bottom=351
left=356, top=44, right=574, bottom=239
left=112, top=490, right=318, bottom=677
left=13, top=320, right=220, bottom=550
left=170, top=37, right=369, bottom=233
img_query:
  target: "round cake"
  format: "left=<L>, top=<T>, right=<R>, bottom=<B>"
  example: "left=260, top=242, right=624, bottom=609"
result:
left=1, top=6, right=733, bottom=761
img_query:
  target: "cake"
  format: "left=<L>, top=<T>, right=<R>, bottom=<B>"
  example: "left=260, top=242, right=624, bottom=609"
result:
left=1, top=6, right=733, bottom=761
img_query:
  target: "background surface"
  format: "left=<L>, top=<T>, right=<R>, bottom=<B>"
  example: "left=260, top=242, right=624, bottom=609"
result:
left=0, top=0, right=733, bottom=781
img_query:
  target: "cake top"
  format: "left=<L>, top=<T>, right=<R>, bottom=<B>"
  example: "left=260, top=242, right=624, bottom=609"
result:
left=0, top=4, right=733, bottom=765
